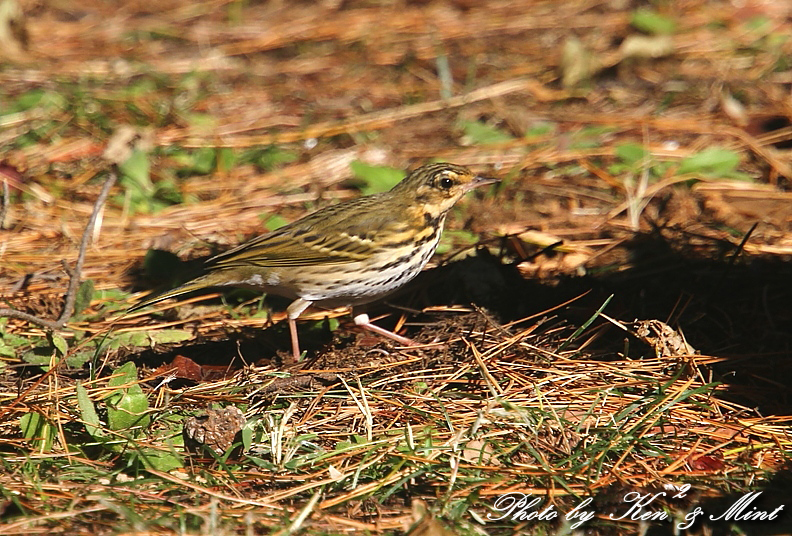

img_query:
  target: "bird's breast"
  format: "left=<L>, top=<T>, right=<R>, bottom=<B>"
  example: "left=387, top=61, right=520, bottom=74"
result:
left=296, top=224, right=443, bottom=308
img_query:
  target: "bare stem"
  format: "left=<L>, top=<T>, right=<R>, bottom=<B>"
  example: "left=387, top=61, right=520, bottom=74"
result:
left=0, top=171, right=118, bottom=330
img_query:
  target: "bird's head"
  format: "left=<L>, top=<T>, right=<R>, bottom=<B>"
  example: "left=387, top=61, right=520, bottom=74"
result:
left=390, top=163, right=498, bottom=216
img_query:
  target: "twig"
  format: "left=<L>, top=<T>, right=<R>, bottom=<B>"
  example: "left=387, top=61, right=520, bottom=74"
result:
left=0, top=174, right=8, bottom=229
left=0, top=171, right=117, bottom=330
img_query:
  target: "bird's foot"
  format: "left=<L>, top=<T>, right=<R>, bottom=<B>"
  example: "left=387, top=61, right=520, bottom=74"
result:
left=353, top=313, right=418, bottom=347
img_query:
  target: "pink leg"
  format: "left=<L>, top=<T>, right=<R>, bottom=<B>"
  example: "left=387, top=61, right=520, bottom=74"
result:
left=353, top=312, right=417, bottom=346
left=288, top=316, right=301, bottom=360
left=286, top=298, right=312, bottom=361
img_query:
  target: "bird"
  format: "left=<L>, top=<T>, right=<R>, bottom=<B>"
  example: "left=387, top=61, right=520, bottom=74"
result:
left=130, top=162, right=497, bottom=360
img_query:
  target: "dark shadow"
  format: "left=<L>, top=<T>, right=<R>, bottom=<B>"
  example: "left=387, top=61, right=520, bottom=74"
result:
left=412, top=234, right=792, bottom=417
left=693, top=467, right=792, bottom=536
left=128, top=232, right=792, bottom=416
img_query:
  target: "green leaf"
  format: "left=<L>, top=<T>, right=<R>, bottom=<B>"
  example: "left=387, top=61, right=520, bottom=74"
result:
left=119, top=149, right=153, bottom=193
left=76, top=382, right=104, bottom=440
left=242, top=423, right=254, bottom=451
left=615, top=143, right=650, bottom=166
left=12, top=89, right=46, bottom=111
left=306, top=316, right=340, bottom=334
left=136, top=447, right=183, bottom=471
left=153, top=178, right=183, bottom=205
left=65, top=350, right=92, bottom=368
left=106, top=332, right=149, bottom=350
left=107, top=362, right=151, bottom=432
left=216, top=148, right=237, bottom=173
left=525, top=122, right=555, bottom=139
left=569, top=125, right=617, bottom=149
left=251, top=146, right=297, bottom=172
left=350, top=161, right=405, bottom=195
left=11, top=89, right=66, bottom=113
left=22, top=346, right=55, bottom=369
left=262, top=214, right=290, bottom=231
left=73, top=279, right=95, bottom=317
left=108, top=361, right=138, bottom=387
left=151, top=329, right=193, bottom=344
left=107, top=388, right=150, bottom=431
left=745, top=15, right=771, bottom=34
left=0, top=322, right=28, bottom=349
left=49, top=333, right=68, bottom=357
left=677, top=148, right=744, bottom=178
left=106, top=329, right=193, bottom=350
left=191, top=147, right=216, bottom=175
left=20, top=412, right=56, bottom=451
left=435, top=239, right=452, bottom=255
left=0, top=340, right=16, bottom=358
left=95, top=288, right=133, bottom=303
left=124, top=78, right=157, bottom=97
left=185, top=113, right=217, bottom=129
left=458, top=120, right=514, bottom=145
left=631, top=8, right=676, bottom=35
left=20, top=412, right=44, bottom=439
left=444, top=229, right=480, bottom=245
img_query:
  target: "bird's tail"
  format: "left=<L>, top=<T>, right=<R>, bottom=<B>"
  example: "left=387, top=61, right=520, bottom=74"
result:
left=128, top=273, right=222, bottom=313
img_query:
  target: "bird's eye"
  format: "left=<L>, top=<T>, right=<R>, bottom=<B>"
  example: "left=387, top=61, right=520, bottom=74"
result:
left=438, top=176, right=454, bottom=189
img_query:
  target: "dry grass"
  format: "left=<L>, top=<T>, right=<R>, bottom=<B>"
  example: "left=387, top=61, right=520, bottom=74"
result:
left=1, top=0, right=792, bottom=534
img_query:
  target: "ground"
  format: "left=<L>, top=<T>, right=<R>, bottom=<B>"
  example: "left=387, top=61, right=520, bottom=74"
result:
left=1, top=0, right=791, bottom=534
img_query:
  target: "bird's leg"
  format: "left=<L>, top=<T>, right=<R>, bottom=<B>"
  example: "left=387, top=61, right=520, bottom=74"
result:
left=286, top=298, right=312, bottom=361
left=352, top=311, right=417, bottom=346
left=287, top=317, right=300, bottom=360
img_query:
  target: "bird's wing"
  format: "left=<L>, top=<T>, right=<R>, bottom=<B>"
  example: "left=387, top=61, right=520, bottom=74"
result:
left=207, top=198, right=391, bottom=269
left=208, top=230, right=368, bottom=268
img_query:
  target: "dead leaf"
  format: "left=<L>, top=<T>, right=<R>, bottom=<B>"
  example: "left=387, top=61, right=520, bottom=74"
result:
left=460, top=439, right=500, bottom=465
left=0, top=0, right=29, bottom=62
left=633, top=319, right=696, bottom=358
left=184, top=406, right=246, bottom=455
left=619, top=34, right=675, bottom=59
left=561, top=36, right=602, bottom=87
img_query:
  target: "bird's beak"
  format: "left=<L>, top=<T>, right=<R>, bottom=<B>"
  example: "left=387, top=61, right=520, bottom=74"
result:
left=467, top=174, right=500, bottom=191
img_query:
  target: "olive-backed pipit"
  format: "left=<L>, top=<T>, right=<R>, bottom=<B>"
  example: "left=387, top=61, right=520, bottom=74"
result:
left=130, top=163, right=497, bottom=359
